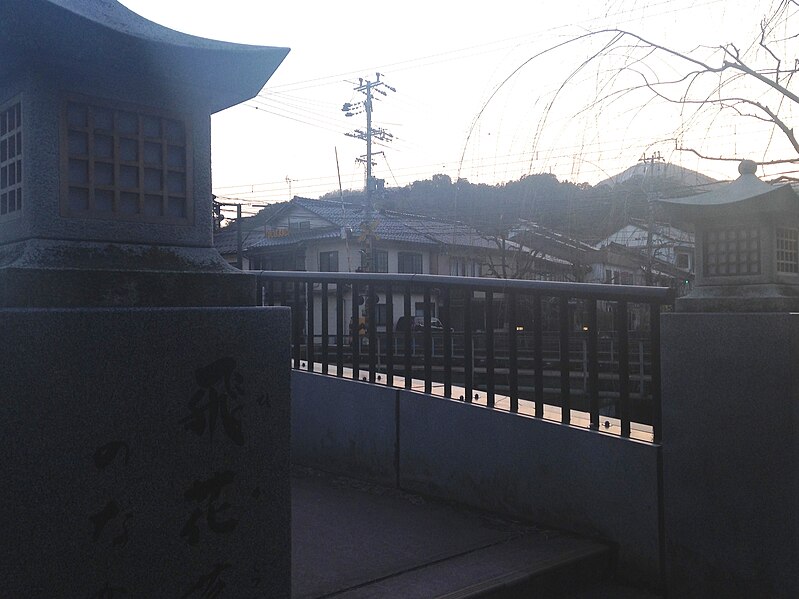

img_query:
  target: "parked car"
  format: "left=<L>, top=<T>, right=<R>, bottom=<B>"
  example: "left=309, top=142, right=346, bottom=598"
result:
left=395, top=315, right=445, bottom=332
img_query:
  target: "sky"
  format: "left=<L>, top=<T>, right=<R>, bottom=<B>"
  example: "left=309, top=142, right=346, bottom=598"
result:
left=117, top=0, right=797, bottom=216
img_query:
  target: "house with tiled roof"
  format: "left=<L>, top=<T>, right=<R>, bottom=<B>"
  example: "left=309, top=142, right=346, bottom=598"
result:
left=213, top=201, right=287, bottom=269
left=241, top=197, right=573, bottom=278
left=592, top=222, right=694, bottom=298
left=225, top=197, right=573, bottom=334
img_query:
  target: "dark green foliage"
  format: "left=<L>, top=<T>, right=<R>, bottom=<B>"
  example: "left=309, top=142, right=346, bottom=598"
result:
left=319, top=171, right=700, bottom=241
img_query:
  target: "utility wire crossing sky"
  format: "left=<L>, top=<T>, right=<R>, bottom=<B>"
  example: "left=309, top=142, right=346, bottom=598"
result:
left=120, top=0, right=797, bottom=214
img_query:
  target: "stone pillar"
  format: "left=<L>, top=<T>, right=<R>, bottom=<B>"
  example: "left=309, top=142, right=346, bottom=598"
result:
left=659, top=161, right=799, bottom=596
left=661, top=313, right=799, bottom=597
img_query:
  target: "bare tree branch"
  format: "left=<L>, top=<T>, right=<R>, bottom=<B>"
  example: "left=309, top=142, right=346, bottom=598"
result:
left=675, top=144, right=799, bottom=165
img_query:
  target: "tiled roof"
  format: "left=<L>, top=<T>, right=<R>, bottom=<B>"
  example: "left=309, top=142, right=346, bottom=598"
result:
left=248, top=226, right=342, bottom=249
left=598, top=224, right=694, bottom=249
left=213, top=202, right=287, bottom=254
left=283, top=199, right=437, bottom=245
left=214, top=224, right=267, bottom=255
left=290, top=198, right=363, bottom=227
left=400, top=216, right=498, bottom=250
left=229, top=198, right=566, bottom=266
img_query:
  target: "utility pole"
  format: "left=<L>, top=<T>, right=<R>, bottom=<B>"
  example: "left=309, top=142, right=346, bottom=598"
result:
left=213, top=200, right=270, bottom=270
left=639, top=151, right=665, bottom=285
left=342, top=73, right=395, bottom=272
left=285, top=176, right=293, bottom=200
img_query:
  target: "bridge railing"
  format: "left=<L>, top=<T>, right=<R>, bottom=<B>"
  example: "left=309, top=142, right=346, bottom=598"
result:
left=256, top=271, right=673, bottom=442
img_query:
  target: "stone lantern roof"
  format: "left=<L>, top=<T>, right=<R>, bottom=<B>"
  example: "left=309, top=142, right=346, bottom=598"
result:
left=0, top=0, right=289, bottom=113
left=658, top=160, right=799, bottom=217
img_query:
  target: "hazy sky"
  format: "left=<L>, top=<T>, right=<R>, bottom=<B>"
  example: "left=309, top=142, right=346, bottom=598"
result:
left=118, top=0, right=794, bottom=214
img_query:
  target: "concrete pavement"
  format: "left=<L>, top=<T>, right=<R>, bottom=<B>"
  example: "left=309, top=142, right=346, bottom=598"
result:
left=291, top=467, right=622, bottom=598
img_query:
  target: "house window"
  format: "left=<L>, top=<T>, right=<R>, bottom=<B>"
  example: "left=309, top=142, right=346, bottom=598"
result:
left=289, top=220, right=311, bottom=231
left=447, top=258, right=480, bottom=277
left=675, top=252, right=690, bottom=269
left=398, top=252, right=423, bottom=274
left=374, top=304, right=387, bottom=326
left=319, top=250, right=339, bottom=272
left=619, top=271, right=633, bottom=285
left=704, top=226, right=760, bottom=276
left=360, top=248, right=388, bottom=273
left=0, top=98, right=22, bottom=219
left=373, top=249, right=388, bottom=273
left=776, top=228, right=799, bottom=273
left=62, top=98, right=191, bottom=224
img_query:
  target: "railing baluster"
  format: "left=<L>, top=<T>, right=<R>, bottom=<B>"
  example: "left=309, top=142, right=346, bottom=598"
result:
left=650, top=302, right=662, bottom=443
left=508, top=291, right=518, bottom=413
left=442, top=286, right=452, bottom=398
left=351, top=281, right=360, bottom=381
left=464, top=288, right=473, bottom=403
left=279, top=280, right=287, bottom=308
left=368, top=283, right=377, bottom=383
left=533, top=294, right=543, bottom=418
left=559, top=295, right=570, bottom=424
left=321, top=282, right=329, bottom=375
left=423, top=286, right=432, bottom=394
left=267, top=278, right=274, bottom=306
left=587, top=299, right=599, bottom=430
left=386, top=283, right=394, bottom=387
left=336, top=282, right=344, bottom=378
left=404, top=285, right=412, bottom=389
left=618, top=301, right=630, bottom=437
left=306, top=280, right=315, bottom=372
left=485, top=290, right=495, bottom=408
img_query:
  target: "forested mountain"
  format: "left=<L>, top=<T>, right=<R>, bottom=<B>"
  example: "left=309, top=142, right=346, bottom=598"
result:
left=318, top=167, right=712, bottom=242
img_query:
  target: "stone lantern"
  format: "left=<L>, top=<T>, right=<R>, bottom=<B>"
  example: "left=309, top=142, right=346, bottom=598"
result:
left=659, top=159, right=799, bottom=312
left=1, top=3, right=293, bottom=597
left=0, top=0, right=289, bottom=307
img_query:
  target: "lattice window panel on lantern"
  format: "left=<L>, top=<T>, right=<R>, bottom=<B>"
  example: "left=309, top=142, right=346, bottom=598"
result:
left=704, top=227, right=761, bottom=276
left=61, top=99, right=192, bottom=224
left=776, top=228, right=799, bottom=273
left=0, top=99, right=22, bottom=219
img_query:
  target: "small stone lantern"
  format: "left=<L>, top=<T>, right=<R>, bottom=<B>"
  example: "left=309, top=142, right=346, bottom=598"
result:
left=659, top=159, right=799, bottom=311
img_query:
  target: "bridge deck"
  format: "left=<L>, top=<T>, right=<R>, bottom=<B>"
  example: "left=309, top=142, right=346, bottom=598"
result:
left=291, top=467, right=661, bottom=598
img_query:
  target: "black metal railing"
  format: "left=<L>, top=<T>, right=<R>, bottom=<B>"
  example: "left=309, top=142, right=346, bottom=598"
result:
left=256, top=271, right=673, bottom=442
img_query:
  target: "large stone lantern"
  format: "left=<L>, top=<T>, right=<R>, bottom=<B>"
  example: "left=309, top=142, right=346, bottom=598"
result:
left=0, top=0, right=289, bottom=306
left=1, top=3, right=293, bottom=597
left=659, top=159, right=799, bottom=312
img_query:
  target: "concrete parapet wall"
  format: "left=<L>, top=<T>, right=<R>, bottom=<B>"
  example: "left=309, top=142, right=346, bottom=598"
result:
left=662, top=313, right=799, bottom=598
left=292, top=371, right=398, bottom=486
left=1, top=307, right=291, bottom=598
left=397, top=391, right=661, bottom=583
left=291, top=373, right=662, bottom=583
